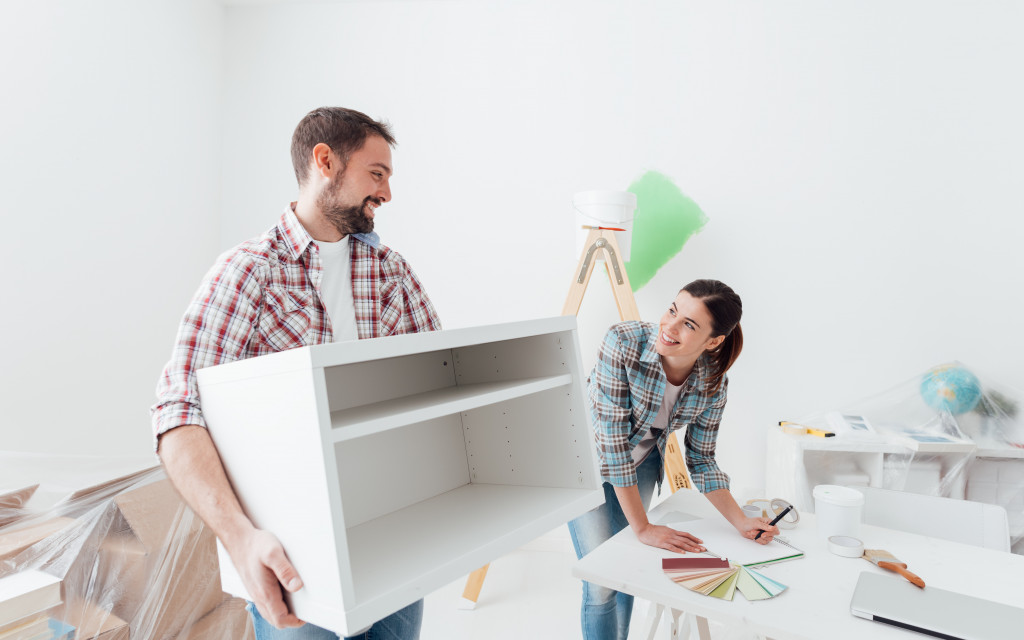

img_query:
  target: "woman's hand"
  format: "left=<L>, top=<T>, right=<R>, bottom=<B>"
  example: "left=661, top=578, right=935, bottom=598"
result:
left=637, top=523, right=707, bottom=553
left=737, top=517, right=779, bottom=545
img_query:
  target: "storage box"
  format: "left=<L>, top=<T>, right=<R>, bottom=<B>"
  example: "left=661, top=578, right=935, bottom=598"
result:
left=58, top=598, right=128, bottom=640
left=198, top=316, right=603, bottom=635
left=0, top=485, right=37, bottom=528
left=176, top=596, right=254, bottom=640
left=63, top=479, right=223, bottom=640
left=0, top=518, right=77, bottom=570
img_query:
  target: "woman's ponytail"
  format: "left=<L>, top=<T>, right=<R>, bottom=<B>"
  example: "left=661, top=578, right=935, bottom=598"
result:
left=681, top=279, right=744, bottom=394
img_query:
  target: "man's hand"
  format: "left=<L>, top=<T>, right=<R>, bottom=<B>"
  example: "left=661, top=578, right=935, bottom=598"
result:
left=230, top=528, right=305, bottom=629
left=636, top=523, right=706, bottom=553
left=157, top=426, right=305, bottom=629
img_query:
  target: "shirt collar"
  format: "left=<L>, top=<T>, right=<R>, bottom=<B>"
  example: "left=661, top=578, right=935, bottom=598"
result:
left=280, top=203, right=381, bottom=259
left=642, top=325, right=710, bottom=390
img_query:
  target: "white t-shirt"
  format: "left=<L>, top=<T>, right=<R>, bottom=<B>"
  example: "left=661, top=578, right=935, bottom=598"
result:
left=316, top=237, right=359, bottom=342
left=631, top=380, right=685, bottom=466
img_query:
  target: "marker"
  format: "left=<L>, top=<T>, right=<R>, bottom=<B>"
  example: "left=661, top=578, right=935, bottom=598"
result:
left=754, top=504, right=793, bottom=540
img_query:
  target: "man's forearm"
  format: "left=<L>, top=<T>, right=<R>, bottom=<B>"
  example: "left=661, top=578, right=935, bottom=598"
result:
left=158, top=425, right=254, bottom=548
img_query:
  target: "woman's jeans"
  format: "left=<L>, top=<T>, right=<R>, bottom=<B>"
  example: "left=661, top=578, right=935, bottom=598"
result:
left=567, top=451, right=661, bottom=640
left=247, top=600, right=423, bottom=640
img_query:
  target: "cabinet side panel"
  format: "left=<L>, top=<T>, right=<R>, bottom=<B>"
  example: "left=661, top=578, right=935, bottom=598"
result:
left=335, top=415, right=471, bottom=528
left=324, top=349, right=456, bottom=412
left=463, top=387, right=595, bottom=489
left=199, top=368, right=345, bottom=621
left=452, top=331, right=574, bottom=384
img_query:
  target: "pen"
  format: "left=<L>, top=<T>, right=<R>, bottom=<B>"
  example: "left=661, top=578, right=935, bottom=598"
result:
left=754, top=504, right=792, bottom=540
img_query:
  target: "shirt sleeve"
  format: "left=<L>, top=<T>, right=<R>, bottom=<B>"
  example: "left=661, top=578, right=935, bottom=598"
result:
left=383, top=250, right=442, bottom=333
left=683, top=377, right=731, bottom=493
left=150, top=251, right=263, bottom=446
left=588, top=328, right=638, bottom=487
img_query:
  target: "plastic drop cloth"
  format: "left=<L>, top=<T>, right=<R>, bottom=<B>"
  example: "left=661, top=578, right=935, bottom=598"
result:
left=0, top=453, right=255, bottom=639
left=767, top=362, right=1024, bottom=554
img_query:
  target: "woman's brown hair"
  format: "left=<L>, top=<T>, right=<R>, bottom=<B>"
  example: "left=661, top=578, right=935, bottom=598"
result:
left=682, top=279, right=743, bottom=393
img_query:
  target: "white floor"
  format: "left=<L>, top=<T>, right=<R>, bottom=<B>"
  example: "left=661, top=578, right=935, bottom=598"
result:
left=421, top=541, right=650, bottom=640
left=420, top=532, right=757, bottom=640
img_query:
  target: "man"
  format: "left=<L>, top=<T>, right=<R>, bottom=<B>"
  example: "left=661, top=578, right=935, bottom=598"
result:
left=152, top=107, right=441, bottom=639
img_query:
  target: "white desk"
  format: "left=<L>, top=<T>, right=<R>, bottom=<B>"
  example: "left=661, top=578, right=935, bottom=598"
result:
left=572, top=489, right=1024, bottom=640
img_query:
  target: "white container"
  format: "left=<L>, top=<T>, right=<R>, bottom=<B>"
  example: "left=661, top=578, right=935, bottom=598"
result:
left=573, top=190, right=636, bottom=262
left=742, top=504, right=763, bottom=519
left=813, top=485, right=864, bottom=541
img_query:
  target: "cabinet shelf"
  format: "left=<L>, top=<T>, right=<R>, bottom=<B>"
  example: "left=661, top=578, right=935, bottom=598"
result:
left=330, top=374, right=572, bottom=442
left=345, top=484, right=597, bottom=615
left=197, top=316, right=603, bottom=635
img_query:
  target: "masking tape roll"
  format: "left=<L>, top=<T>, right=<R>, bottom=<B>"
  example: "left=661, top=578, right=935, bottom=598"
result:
left=770, top=499, right=800, bottom=529
left=828, top=535, right=864, bottom=558
left=780, top=424, right=807, bottom=435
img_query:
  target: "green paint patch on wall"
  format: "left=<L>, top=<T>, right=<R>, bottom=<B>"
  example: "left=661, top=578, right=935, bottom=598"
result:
left=625, top=171, right=708, bottom=292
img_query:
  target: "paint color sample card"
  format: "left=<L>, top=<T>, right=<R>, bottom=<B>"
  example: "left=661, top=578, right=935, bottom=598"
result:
left=662, top=558, right=788, bottom=601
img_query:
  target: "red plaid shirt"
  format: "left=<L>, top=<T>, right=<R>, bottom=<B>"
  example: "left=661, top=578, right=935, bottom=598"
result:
left=151, top=205, right=441, bottom=441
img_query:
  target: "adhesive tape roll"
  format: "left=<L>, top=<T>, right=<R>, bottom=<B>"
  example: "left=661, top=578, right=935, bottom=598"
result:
left=780, top=424, right=807, bottom=435
left=770, top=499, right=799, bottom=529
left=828, top=535, right=864, bottom=558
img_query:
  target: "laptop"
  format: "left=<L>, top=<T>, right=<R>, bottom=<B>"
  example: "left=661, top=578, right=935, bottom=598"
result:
left=850, top=571, right=1024, bottom=640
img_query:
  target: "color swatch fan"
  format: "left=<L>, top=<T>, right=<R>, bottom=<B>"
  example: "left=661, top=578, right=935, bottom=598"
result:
left=662, top=557, right=787, bottom=601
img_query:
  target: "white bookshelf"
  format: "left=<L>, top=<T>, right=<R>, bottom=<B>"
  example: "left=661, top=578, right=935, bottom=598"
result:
left=197, top=316, right=603, bottom=635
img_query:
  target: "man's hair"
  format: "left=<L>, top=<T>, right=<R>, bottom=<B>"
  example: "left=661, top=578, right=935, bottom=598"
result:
left=291, top=107, right=396, bottom=185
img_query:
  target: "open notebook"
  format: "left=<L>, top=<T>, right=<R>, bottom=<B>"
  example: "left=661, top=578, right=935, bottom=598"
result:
left=662, top=518, right=804, bottom=567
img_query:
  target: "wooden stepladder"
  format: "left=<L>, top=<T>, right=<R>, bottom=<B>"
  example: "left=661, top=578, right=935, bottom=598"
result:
left=459, top=228, right=694, bottom=609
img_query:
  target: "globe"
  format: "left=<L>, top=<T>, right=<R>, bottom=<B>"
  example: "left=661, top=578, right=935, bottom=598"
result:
left=920, top=364, right=982, bottom=414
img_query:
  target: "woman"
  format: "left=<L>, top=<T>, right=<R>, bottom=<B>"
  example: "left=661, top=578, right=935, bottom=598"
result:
left=568, top=279, right=777, bottom=640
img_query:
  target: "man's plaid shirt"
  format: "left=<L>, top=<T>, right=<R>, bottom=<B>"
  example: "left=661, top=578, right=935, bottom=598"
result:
left=588, top=321, right=730, bottom=493
left=151, top=205, right=441, bottom=441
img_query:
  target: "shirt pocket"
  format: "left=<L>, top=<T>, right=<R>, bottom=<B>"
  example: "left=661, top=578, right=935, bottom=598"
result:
left=378, top=280, right=405, bottom=336
left=259, top=286, right=315, bottom=350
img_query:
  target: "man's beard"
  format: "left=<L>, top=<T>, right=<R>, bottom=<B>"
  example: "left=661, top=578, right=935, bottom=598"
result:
left=319, top=177, right=377, bottom=235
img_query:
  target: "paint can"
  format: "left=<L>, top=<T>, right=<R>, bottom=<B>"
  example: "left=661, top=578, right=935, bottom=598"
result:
left=813, top=485, right=864, bottom=542
left=573, top=190, right=636, bottom=262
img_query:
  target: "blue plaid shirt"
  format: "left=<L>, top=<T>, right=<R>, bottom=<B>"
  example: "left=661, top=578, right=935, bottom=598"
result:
left=588, top=321, right=730, bottom=493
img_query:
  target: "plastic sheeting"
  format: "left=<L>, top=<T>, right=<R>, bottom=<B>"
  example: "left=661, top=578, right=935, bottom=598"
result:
left=0, top=454, right=255, bottom=639
left=767, top=362, right=1024, bottom=554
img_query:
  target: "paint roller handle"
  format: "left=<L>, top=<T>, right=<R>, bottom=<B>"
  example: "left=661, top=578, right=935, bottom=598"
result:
left=877, top=561, right=926, bottom=588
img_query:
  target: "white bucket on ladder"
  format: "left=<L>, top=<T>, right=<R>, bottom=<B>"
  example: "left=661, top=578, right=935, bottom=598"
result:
left=573, top=190, right=636, bottom=262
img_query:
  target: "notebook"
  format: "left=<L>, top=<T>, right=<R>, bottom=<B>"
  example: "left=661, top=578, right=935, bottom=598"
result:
left=850, top=571, right=1024, bottom=640
left=661, top=518, right=804, bottom=566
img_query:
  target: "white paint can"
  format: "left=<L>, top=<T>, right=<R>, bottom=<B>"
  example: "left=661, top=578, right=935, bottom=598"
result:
left=573, top=190, right=636, bottom=262
left=812, top=484, right=864, bottom=541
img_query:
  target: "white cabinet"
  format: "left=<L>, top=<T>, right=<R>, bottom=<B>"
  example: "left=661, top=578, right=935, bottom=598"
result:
left=767, top=427, right=1024, bottom=553
left=197, top=316, right=603, bottom=635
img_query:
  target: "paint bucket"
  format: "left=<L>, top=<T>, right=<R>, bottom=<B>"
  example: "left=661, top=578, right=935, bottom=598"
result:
left=812, top=485, right=864, bottom=542
left=573, top=190, right=636, bottom=262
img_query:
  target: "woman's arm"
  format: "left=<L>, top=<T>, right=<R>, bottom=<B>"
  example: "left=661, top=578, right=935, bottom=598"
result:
left=614, top=484, right=706, bottom=553
left=705, top=489, right=779, bottom=544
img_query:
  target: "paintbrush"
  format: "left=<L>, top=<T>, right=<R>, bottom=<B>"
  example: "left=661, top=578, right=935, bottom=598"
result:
left=863, top=548, right=925, bottom=588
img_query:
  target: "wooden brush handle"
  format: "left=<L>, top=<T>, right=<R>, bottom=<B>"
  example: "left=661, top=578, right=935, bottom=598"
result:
left=878, top=561, right=926, bottom=588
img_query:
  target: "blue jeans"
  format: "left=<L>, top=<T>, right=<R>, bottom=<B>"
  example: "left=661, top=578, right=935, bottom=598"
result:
left=247, top=600, right=423, bottom=640
left=567, top=451, right=661, bottom=640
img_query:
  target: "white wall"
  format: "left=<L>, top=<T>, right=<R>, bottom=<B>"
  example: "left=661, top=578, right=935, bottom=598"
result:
left=0, top=0, right=224, bottom=457
left=4, top=1, right=1022, bottom=499
left=221, top=0, right=1024, bottom=499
